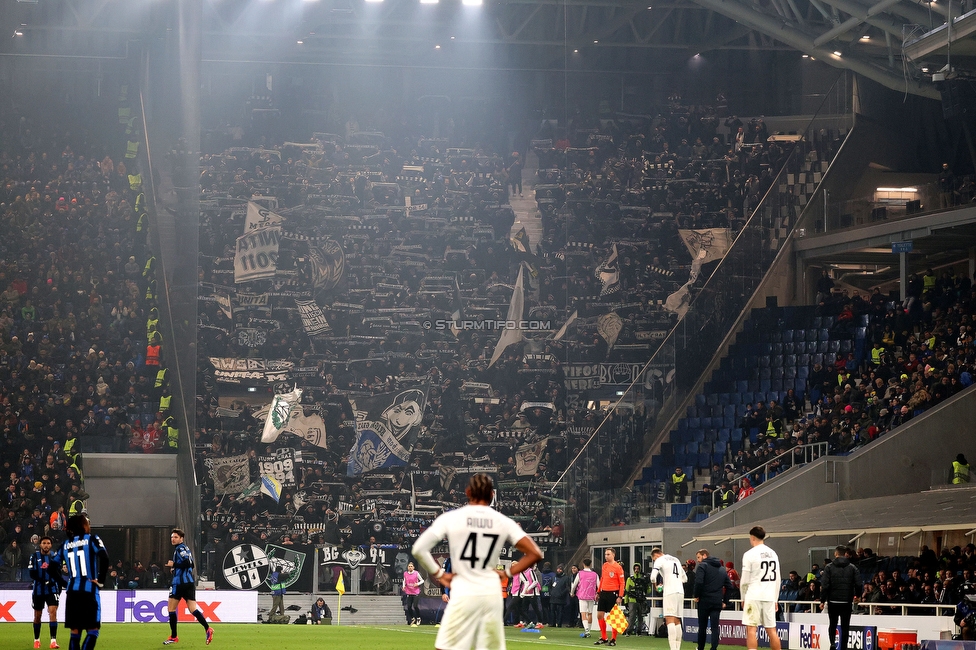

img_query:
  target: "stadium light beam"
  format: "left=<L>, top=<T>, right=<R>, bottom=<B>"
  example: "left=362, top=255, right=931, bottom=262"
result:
left=462, top=0, right=483, bottom=5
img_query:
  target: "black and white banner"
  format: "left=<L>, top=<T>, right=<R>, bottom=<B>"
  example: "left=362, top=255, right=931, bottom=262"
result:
left=245, top=200, right=284, bottom=233
left=207, top=453, right=251, bottom=495
left=296, top=300, right=332, bottom=337
left=235, top=226, right=281, bottom=283
left=258, top=447, right=297, bottom=488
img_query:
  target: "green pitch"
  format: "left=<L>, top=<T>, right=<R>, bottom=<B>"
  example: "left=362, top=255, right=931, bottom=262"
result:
left=0, top=624, right=732, bottom=650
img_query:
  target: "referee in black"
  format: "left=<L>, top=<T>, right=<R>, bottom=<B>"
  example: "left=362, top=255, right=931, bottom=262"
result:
left=694, top=549, right=732, bottom=650
left=820, top=546, right=862, bottom=650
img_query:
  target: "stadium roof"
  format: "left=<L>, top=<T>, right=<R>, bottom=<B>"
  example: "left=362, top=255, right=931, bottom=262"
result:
left=684, top=486, right=976, bottom=545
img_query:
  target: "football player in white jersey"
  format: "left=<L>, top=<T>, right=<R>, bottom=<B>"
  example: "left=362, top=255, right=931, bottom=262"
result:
left=649, top=548, right=688, bottom=650
left=413, top=474, right=543, bottom=650
left=739, top=526, right=782, bottom=650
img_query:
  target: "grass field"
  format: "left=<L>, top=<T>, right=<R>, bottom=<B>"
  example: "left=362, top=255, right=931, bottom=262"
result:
left=0, top=623, right=719, bottom=650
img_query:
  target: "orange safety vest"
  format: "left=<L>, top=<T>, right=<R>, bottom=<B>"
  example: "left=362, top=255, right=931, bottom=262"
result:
left=146, top=344, right=161, bottom=367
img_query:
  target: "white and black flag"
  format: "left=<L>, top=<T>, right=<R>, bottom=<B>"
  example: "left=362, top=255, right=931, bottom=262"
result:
left=208, top=453, right=251, bottom=495
left=596, top=244, right=620, bottom=296
left=295, top=300, right=332, bottom=337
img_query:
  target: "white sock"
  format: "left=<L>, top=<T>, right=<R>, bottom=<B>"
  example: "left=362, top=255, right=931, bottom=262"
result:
left=584, top=620, right=590, bottom=632
left=670, top=623, right=682, bottom=650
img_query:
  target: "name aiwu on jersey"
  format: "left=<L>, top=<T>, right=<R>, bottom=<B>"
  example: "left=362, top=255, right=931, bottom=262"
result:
left=421, top=504, right=526, bottom=598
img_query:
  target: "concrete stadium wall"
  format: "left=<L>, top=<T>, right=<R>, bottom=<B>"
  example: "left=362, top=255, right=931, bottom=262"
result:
left=660, top=385, right=976, bottom=573
left=84, top=454, right=178, bottom=527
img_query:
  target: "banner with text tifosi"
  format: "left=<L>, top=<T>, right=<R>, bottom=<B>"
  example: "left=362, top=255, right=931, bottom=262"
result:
left=0, top=590, right=257, bottom=623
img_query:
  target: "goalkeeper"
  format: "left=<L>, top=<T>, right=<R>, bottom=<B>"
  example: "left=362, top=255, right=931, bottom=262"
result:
left=624, top=563, right=650, bottom=635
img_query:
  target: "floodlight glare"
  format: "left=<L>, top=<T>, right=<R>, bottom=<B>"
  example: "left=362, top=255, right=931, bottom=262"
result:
left=462, top=0, right=483, bottom=6
left=420, top=0, right=438, bottom=4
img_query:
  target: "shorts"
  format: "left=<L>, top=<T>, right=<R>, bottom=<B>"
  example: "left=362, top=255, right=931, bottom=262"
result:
left=435, top=593, right=505, bottom=650
left=597, top=591, right=619, bottom=613
left=662, top=593, right=683, bottom=618
left=579, top=599, right=596, bottom=616
left=742, top=600, right=777, bottom=628
left=65, top=591, right=101, bottom=630
left=33, top=593, right=60, bottom=610
left=170, top=583, right=196, bottom=602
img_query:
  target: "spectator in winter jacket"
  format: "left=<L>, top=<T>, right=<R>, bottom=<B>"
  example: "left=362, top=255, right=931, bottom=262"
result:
left=820, top=546, right=862, bottom=650
left=695, top=549, right=732, bottom=650
left=549, top=564, right=572, bottom=627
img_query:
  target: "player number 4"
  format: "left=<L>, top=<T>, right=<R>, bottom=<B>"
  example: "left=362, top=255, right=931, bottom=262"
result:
left=459, top=533, right=500, bottom=569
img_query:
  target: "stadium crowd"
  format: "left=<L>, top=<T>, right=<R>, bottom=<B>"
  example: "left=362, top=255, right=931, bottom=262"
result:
left=0, top=85, right=970, bottom=592
left=0, top=100, right=169, bottom=580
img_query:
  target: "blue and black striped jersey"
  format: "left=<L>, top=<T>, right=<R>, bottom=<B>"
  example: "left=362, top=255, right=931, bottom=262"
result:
left=28, top=551, right=63, bottom=597
left=56, top=534, right=109, bottom=594
left=171, top=542, right=195, bottom=586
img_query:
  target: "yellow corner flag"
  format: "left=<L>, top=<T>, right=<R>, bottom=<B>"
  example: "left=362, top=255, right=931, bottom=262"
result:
left=336, top=571, right=346, bottom=625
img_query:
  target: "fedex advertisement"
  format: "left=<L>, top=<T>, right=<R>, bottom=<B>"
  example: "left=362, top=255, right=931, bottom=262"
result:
left=789, top=624, right=877, bottom=650
left=0, top=590, right=258, bottom=623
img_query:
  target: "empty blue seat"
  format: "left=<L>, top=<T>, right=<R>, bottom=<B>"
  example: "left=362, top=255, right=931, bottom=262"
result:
left=723, top=415, right=735, bottom=428
left=688, top=417, right=700, bottom=429
left=783, top=342, right=795, bottom=354
left=782, top=330, right=794, bottom=343
left=723, top=404, right=735, bottom=418
left=807, top=329, right=819, bottom=341
left=771, top=378, right=783, bottom=391
left=759, top=355, right=770, bottom=368
left=686, top=442, right=699, bottom=454
left=693, top=429, right=706, bottom=442
left=677, top=420, right=688, bottom=430
left=792, top=329, right=805, bottom=342
left=797, top=366, right=809, bottom=379
left=856, top=327, right=867, bottom=340
left=759, top=379, right=771, bottom=392
left=840, top=340, right=852, bottom=353
left=698, top=452, right=711, bottom=468
left=812, top=317, right=823, bottom=328
left=812, top=353, right=824, bottom=366
left=784, top=366, right=797, bottom=379
left=695, top=394, right=707, bottom=407
left=819, top=328, right=830, bottom=341
left=730, top=393, right=742, bottom=405
left=703, top=428, right=718, bottom=442
left=771, top=355, right=783, bottom=367
left=718, top=429, right=731, bottom=442
left=718, top=393, right=731, bottom=406
left=771, top=367, right=784, bottom=379
left=828, top=340, right=840, bottom=353
left=859, top=314, right=870, bottom=326
left=771, top=343, right=783, bottom=355
left=714, top=440, right=727, bottom=454
left=798, top=353, right=811, bottom=367
left=795, top=378, right=806, bottom=392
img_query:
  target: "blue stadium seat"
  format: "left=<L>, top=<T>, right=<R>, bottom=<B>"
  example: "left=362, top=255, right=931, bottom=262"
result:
left=698, top=452, right=711, bottom=468
left=827, top=340, right=840, bottom=353
left=799, top=353, right=811, bottom=367
left=784, top=366, right=796, bottom=380
left=688, top=417, right=700, bottom=429
left=781, top=330, right=794, bottom=343
left=695, top=394, right=707, bottom=407
left=736, top=380, right=749, bottom=393
left=730, top=393, right=742, bottom=405
left=677, top=419, right=688, bottom=430
left=771, top=343, right=783, bottom=355
left=797, top=366, right=809, bottom=379
left=771, top=367, right=784, bottom=379
left=771, top=355, right=783, bottom=367
left=840, top=340, right=852, bottom=353
left=771, top=378, right=783, bottom=391
left=783, top=342, right=795, bottom=354
left=818, top=328, right=830, bottom=341
left=760, top=367, right=771, bottom=380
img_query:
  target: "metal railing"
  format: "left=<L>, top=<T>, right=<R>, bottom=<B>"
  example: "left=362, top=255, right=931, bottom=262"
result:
left=816, top=177, right=976, bottom=233
left=642, top=598, right=956, bottom=617
left=708, top=441, right=829, bottom=511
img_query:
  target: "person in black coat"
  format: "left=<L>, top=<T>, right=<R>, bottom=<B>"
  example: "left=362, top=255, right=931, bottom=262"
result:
left=820, top=546, right=863, bottom=650
left=694, top=549, right=733, bottom=650
left=549, top=564, right=572, bottom=627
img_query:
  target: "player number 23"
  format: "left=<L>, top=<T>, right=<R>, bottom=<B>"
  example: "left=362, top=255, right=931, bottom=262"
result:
left=760, top=560, right=778, bottom=582
left=459, top=533, right=500, bottom=569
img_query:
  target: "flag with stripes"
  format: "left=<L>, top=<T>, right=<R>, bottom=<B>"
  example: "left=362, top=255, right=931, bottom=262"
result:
left=596, top=244, right=620, bottom=296
left=261, top=475, right=282, bottom=502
